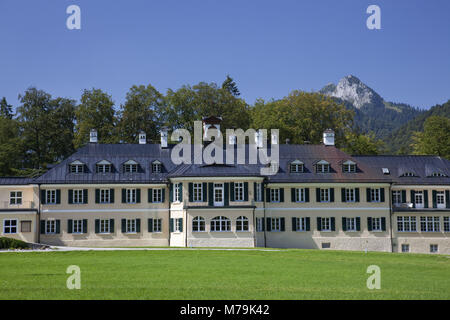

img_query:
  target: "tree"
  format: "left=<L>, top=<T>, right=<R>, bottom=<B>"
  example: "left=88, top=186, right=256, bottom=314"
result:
left=342, top=131, right=384, bottom=155
left=222, top=75, right=240, bottom=97
left=412, top=116, right=450, bottom=158
left=74, top=88, right=118, bottom=148
left=0, top=117, right=22, bottom=175
left=251, top=91, right=354, bottom=145
left=117, top=84, right=165, bottom=143
left=0, top=97, right=13, bottom=119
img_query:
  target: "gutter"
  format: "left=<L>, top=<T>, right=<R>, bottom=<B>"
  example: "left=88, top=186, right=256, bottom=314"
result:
left=263, top=181, right=267, bottom=248
left=38, top=184, right=41, bottom=243
left=388, top=182, right=394, bottom=253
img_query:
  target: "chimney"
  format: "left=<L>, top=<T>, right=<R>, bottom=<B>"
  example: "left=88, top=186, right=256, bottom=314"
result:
left=160, top=127, right=168, bottom=148
left=90, top=129, right=98, bottom=143
left=139, top=131, right=146, bottom=144
left=285, top=138, right=290, bottom=144
left=323, top=129, right=335, bottom=146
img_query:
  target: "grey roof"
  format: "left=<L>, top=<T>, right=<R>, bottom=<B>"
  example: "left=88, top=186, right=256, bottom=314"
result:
left=0, top=177, right=36, bottom=185
left=353, top=155, right=450, bottom=185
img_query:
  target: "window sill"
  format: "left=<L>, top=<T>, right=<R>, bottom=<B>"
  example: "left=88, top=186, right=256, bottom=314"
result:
left=124, top=232, right=138, bottom=234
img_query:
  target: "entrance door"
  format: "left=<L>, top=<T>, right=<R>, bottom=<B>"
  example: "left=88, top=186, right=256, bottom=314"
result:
left=213, top=183, right=224, bottom=206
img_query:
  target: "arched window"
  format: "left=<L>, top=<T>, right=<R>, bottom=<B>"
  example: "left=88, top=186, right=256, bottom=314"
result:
left=152, top=160, right=162, bottom=173
left=236, top=216, right=249, bottom=232
left=192, top=216, right=205, bottom=232
left=211, top=216, right=231, bottom=232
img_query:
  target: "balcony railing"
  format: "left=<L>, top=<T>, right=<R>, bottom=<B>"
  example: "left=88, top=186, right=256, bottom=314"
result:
left=1, top=201, right=36, bottom=209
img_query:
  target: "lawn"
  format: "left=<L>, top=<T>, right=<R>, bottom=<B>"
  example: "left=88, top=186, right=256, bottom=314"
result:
left=0, top=249, right=449, bottom=299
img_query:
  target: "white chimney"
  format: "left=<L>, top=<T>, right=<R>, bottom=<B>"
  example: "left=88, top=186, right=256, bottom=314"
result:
left=139, top=131, right=146, bottom=144
left=90, top=129, right=98, bottom=143
left=323, top=129, right=335, bottom=146
left=161, top=127, right=168, bottom=148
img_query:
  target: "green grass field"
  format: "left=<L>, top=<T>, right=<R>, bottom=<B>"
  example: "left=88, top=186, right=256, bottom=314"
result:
left=0, top=249, right=449, bottom=299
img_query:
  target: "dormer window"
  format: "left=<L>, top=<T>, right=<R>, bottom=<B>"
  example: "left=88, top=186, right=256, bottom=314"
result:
left=152, top=160, right=162, bottom=174
left=290, top=160, right=304, bottom=173
left=123, top=160, right=139, bottom=173
left=400, top=172, right=416, bottom=177
left=69, top=160, right=85, bottom=173
left=343, top=160, right=356, bottom=173
left=316, top=160, right=330, bottom=173
left=430, top=172, right=447, bottom=177
left=96, top=160, right=112, bottom=173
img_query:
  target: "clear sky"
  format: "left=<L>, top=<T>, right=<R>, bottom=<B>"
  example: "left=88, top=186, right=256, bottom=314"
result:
left=1, top=0, right=449, bottom=110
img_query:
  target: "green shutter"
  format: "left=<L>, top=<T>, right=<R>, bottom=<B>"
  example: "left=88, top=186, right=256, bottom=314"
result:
left=68, top=190, right=73, bottom=204
left=136, top=189, right=141, bottom=203
left=136, top=219, right=141, bottom=233
left=148, top=219, right=153, bottom=232
left=367, top=217, right=373, bottom=231
left=266, top=218, right=272, bottom=231
left=169, top=218, right=174, bottom=232
left=68, top=219, right=73, bottom=233
left=355, top=188, right=360, bottom=202
left=56, top=190, right=61, bottom=204
left=40, top=190, right=46, bottom=204
left=342, top=217, right=347, bottom=231
left=244, top=182, right=248, bottom=201
left=261, top=184, right=265, bottom=202
left=95, top=219, right=100, bottom=233
left=316, top=188, right=320, bottom=202
left=305, top=217, right=310, bottom=231
left=82, top=219, right=88, bottom=233
left=230, top=183, right=235, bottom=201
left=224, top=182, right=229, bottom=206
left=291, top=188, right=295, bottom=202
left=280, top=188, right=284, bottom=202
left=121, top=219, right=126, bottom=233
left=122, top=189, right=126, bottom=203
left=305, top=188, right=309, bottom=202
left=423, top=190, right=428, bottom=208
left=110, top=219, right=114, bottom=232
left=266, top=188, right=270, bottom=202
left=280, top=218, right=285, bottom=231
left=40, top=220, right=45, bottom=234
left=331, top=217, right=335, bottom=231
left=148, top=189, right=153, bottom=203
left=162, top=189, right=165, bottom=203
left=292, top=217, right=297, bottom=231
left=188, top=183, right=193, bottom=202
left=56, top=220, right=60, bottom=234
left=261, top=217, right=265, bottom=231
left=317, top=217, right=322, bottom=231
left=83, top=189, right=88, bottom=204
left=341, top=188, right=346, bottom=202
left=367, top=188, right=371, bottom=202
left=432, top=190, right=437, bottom=208
left=95, top=189, right=100, bottom=203
left=254, top=183, right=257, bottom=201
left=330, top=188, right=334, bottom=202
left=169, top=183, right=173, bottom=202
left=381, top=217, right=386, bottom=231
left=411, top=190, right=416, bottom=208
left=178, top=218, right=183, bottom=232
left=356, top=217, right=361, bottom=231
left=401, top=190, right=406, bottom=203
left=179, top=184, right=183, bottom=202
left=208, top=183, right=213, bottom=206
left=446, top=191, right=450, bottom=209
left=380, top=188, right=385, bottom=202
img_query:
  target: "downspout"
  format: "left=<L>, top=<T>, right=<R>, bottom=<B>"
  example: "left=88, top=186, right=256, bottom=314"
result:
left=252, top=206, right=256, bottom=248
left=37, top=183, right=41, bottom=244
left=388, top=183, right=394, bottom=253
left=263, top=181, right=267, bottom=248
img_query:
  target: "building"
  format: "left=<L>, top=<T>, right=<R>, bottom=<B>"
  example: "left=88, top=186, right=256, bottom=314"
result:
left=1, top=118, right=449, bottom=254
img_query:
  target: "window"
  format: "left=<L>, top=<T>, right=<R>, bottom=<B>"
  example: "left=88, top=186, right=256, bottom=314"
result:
left=153, top=219, right=162, bottom=233
left=236, top=216, right=249, bottom=232
left=401, top=172, right=416, bottom=177
left=436, top=191, right=445, bottom=209
left=152, top=188, right=163, bottom=203
left=152, top=161, right=162, bottom=173
left=343, top=161, right=356, bottom=173
left=401, top=244, right=410, bottom=253
left=73, top=189, right=84, bottom=204
left=444, top=217, right=450, bottom=232
left=100, top=189, right=111, bottom=203
left=174, top=183, right=181, bottom=202
left=174, top=218, right=182, bottom=232
left=430, top=172, right=446, bottom=177
left=3, top=219, right=17, bottom=234
left=72, top=220, right=84, bottom=234
left=46, top=190, right=57, bottom=204
left=320, top=188, right=330, bottom=202
left=256, top=218, right=264, bottom=232
left=371, top=218, right=382, bottom=231
left=316, top=161, right=330, bottom=173
left=255, top=183, right=263, bottom=202
left=345, top=188, right=355, bottom=202
left=234, top=182, right=244, bottom=201
left=270, top=188, right=280, bottom=202
left=193, top=183, right=203, bottom=202
left=392, top=190, right=402, bottom=206
left=430, top=244, right=438, bottom=253
left=99, top=219, right=110, bottom=233
left=321, top=218, right=331, bottom=231
left=294, top=188, right=305, bottom=202
left=192, top=216, right=205, bottom=232
left=126, top=189, right=137, bottom=203
left=126, top=219, right=137, bottom=233
left=414, top=191, right=424, bottom=208
left=397, top=216, right=417, bottom=232
left=124, top=163, right=138, bottom=173
left=96, top=161, right=112, bottom=173
left=70, top=164, right=84, bottom=173
left=370, top=188, right=381, bottom=202
left=271, top=217, right=282, bottom=232
left=321, top=242, right=331, bottom=249
left=211, top=216, right=231, bottom=232
left=345, top=218, right=357, bottom=232
left=46, top=220, right=56, bottom=234
left=21, top=221, right=32, bottom=233
left=9, top=191, right=22, bottom=205
left=420, top=216, right=440, bottom=232
left=294, top=217, right=307, bottom=231
left=290, top=161, right=304, bottom=173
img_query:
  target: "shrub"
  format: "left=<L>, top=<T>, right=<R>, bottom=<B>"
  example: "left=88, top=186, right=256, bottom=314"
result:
left=0, top=237, right=29, bottom=249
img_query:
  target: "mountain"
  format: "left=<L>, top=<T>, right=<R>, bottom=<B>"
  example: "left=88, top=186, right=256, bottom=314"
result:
left=320, top=75, right=423, bottom=142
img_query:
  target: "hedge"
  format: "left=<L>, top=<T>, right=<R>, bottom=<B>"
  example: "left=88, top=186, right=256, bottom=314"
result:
left=0, top=237, right=29, bottom=249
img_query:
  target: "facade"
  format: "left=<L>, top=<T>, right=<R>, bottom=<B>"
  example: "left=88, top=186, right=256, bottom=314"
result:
left=0, top=122, right=449, bottom=254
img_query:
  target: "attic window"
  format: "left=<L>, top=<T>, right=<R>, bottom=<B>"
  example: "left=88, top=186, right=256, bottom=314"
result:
left=382, top=168, right=390, bottom=175
left=152, top=161, right=162, bottom=174
left=290, top=160, right=304, bottom=173
left=69, top=161, right=85, bottom=173
left=400, top=172, right=416, bottom=177
left=96, top=160, right=112, bottom=173
left=124, top=160, right=138, bottom=173
left=430, top=172, right=447, bottom=177
left=316, top=160, right=330, bottom=173
left=342, top=160, right=356, bottom=173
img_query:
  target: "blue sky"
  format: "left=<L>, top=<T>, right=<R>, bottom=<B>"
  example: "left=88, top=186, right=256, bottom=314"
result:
left=1, top=0, right=449, bottom=110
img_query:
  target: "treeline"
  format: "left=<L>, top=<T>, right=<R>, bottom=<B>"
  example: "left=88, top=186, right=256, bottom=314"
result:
left=0, top=76, right=446, bottom=177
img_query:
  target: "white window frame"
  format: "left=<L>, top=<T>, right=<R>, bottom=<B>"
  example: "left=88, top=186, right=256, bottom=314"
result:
left=3, top=219, right=18, bottom=234
left=316, top=161, right=330, bottom=173
left=397, top=216, right=417, bottom=232
left=346, top=217, right=357, bottom=232
left=345, top=188, right=355, bottom=202
left=211, top=216, right=231, bottom=232
left=174, top=218, right=182, bottom=232
left=99, top=219, right=110, bottom=234
left=45, top=220, right=56, bottom=234
left=371, top=217, right=382, bottom=232
left=46, top=190, right=57, bottom=204
left=193, top=183, right=203, bottom=202
left=420, top=216, right=440, bottom=232
left=271, top=217, right=282, bottom=232
left=290, top=161, right=304, bottom=173
left=256, top=218, right=263, bottom=232
left=370, top=188, right=381, bottom=202
left=255, top=183, right=262, bottom=202
left=321, top=217, right=331, bottom=232
left=152, top=162, right=162, bottom=173
left=153, top=219, right=162, bottom=233
left=124, top=163, right=138, bottom=173
left=444, top=217, right=450, bottom=232
left=97, top=163, right=111, bottom=173
left=343, top=162, right=356, bottom=173
left=152, top=188, right=163, bottom=203
left=126, top=219, right=137, bottom=233
left=174, top=183, right=181, bottom=202
left=126, top=188, right=137, bottom=204
left=436, top=191, right=445, bottom=209
left=320, top=188, right=330, bottom=202
left=234, top=182, right=244, bottom=201
left=100, top=189, right=111, bottom=204
left=70, top=164, right=84, bottom=173
left=72, top=219, right=83, bottom=234
left=236, top=216, right=249, bottom=232
left=414, top=191, right=424, bottom=208
left=9, top=191, right=22, bottom=205
left=270, top=188, right=280, bottom=202
left=73, top=189, right=84, bottom=204
left=295, top=217, right=307, bottom=232
left=392, top=190, right=402, bottom=206
left=294, top=188, right=305, bottom=203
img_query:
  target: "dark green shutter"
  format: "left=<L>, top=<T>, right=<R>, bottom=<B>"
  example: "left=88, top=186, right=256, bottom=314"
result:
left=40, top=190, right=46, bottom=204
left=136, top=219, right=141, bottom=233
left=305, top=188, right=309, bottom=202
left=56, top=220, right=60, bottom=234
left=83, top=189, right=88, bottom=204
left=291, top=188, right=296, bottom=202
left=331, top=217, right=335, bottom=231
left=56, top=190, right=61, bottom=204
left=230, top=183, right=235, bottom=201
left=380, top=188, right=385, bottom=202
left=330, top=188, right=334, bottom=202
left=169, top=218, right=174, bottom=232
left=280, top=188, right=284, bottom=202
left=162, top=189, right=165, bottom=203
left=40, top=220, right=45, bottom=234
left=381, top=217, right=386, bottom=231
left=446, top=191, right=450, bottom=208
left=179, top=184, right=183, bottom=202
left=178, top=218, right=183, bottom=232
left=411, top=190, right=416, bottom=208
left=432, top=190, right=437, bottom=208
left=95, top=189, right=100, bottom=203
left=148, top=189, right=153, bottom=203
left=367, top=217, right=373, bottom=231
left=355, top=188, right=360, bottom=202
left=95, top=219, right=100, bottom=233
left=317, top=217, right=322, bottom=231
left=401, top=190, right=406, bottom=203
left=208, top=183, right=213, bottom=206
left=68, top=190, right=73, bottom=204
left=110, top=189, right=114, bottom=203
left=261, top=217, right=265, bottom=231
left=342, top=217, right=347, bottom=231
left=266, top=218, right=272, bottom=231
left=316, top=188, right=320, bottom=202
left=122, top=189, right=126, bottom=203
left=280, top=218, right=285, bottom=231
left=169, top=183, right=173, bottom=202
left=68, top=219, right=73, bottom=233
left=261, top=184, right=265, bottom=202
left=82, top=219, right=88, bottom=233
left=305, top=217, right=310, bottom=231
left=244, top=182, right=248, bottom=201
left=367, top=188, right=371, bottom=202
left=254, top=183, right=258, bottom=201
left=356, top=217, right=361, bottom=231
left=266, top=188, right=270, bottom=202
left=423, top=190, right=428, bottom=208
left=148, top=219, right=153, bottom=232
left=188, top=183, right=193, bottom=202
left=121, top=219, right=126, bottom=233
left=341, top=188, right=346, bottom=202
left=224, top=182, right=229, bottom=206
left=110, top=219, right=114, bottom=232
left=292, top=217, right=297, bottom=231
left=136, top=189, right=141, bottom=203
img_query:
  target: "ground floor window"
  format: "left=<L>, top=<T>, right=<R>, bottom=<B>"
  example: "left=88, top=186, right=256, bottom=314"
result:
left=46, top=220, right=56, bottom=234
left=211, top=216, right=230, bottom=232
left=126, top=219, right=137, bottom=233
left=401, top=244, right=410, bottom=253
left=397, top=216, right=416, bottom=232
left=430, top=244, right=438, bottom=253
left=153, top=219, right=162, bottom=233
left=371, top=217, right=382, bottom=231
left=73, top=220, right=84, bottom=234
left=21, top=220, right=32, bottom=233
left=420, top=216, right=440, bottom=232
left=271, top=217, right=282, bottom=231
left=256, top=218, right=264, bottom=232
left=321, top=218, right=331, bottom=231
left=345, top=217, right=358, bottom=231
left=294, top=217, right=307, bottom=231
left=444, top=217, right=450, bottom=232
left=100, top=219, right=110, bottom=233
left=3, top=219, right=17, bottom=234
left=192, top=216, right=205, bottom=232
left=236, top=216, right=249, bottom=232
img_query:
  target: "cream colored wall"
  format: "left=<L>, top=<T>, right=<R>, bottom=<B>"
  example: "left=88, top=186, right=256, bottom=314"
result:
left=0, top=212, right=38, bottom=243
left=0, top=185, right=39, bottom=209
left=391, top=185, right=449, bottom=206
